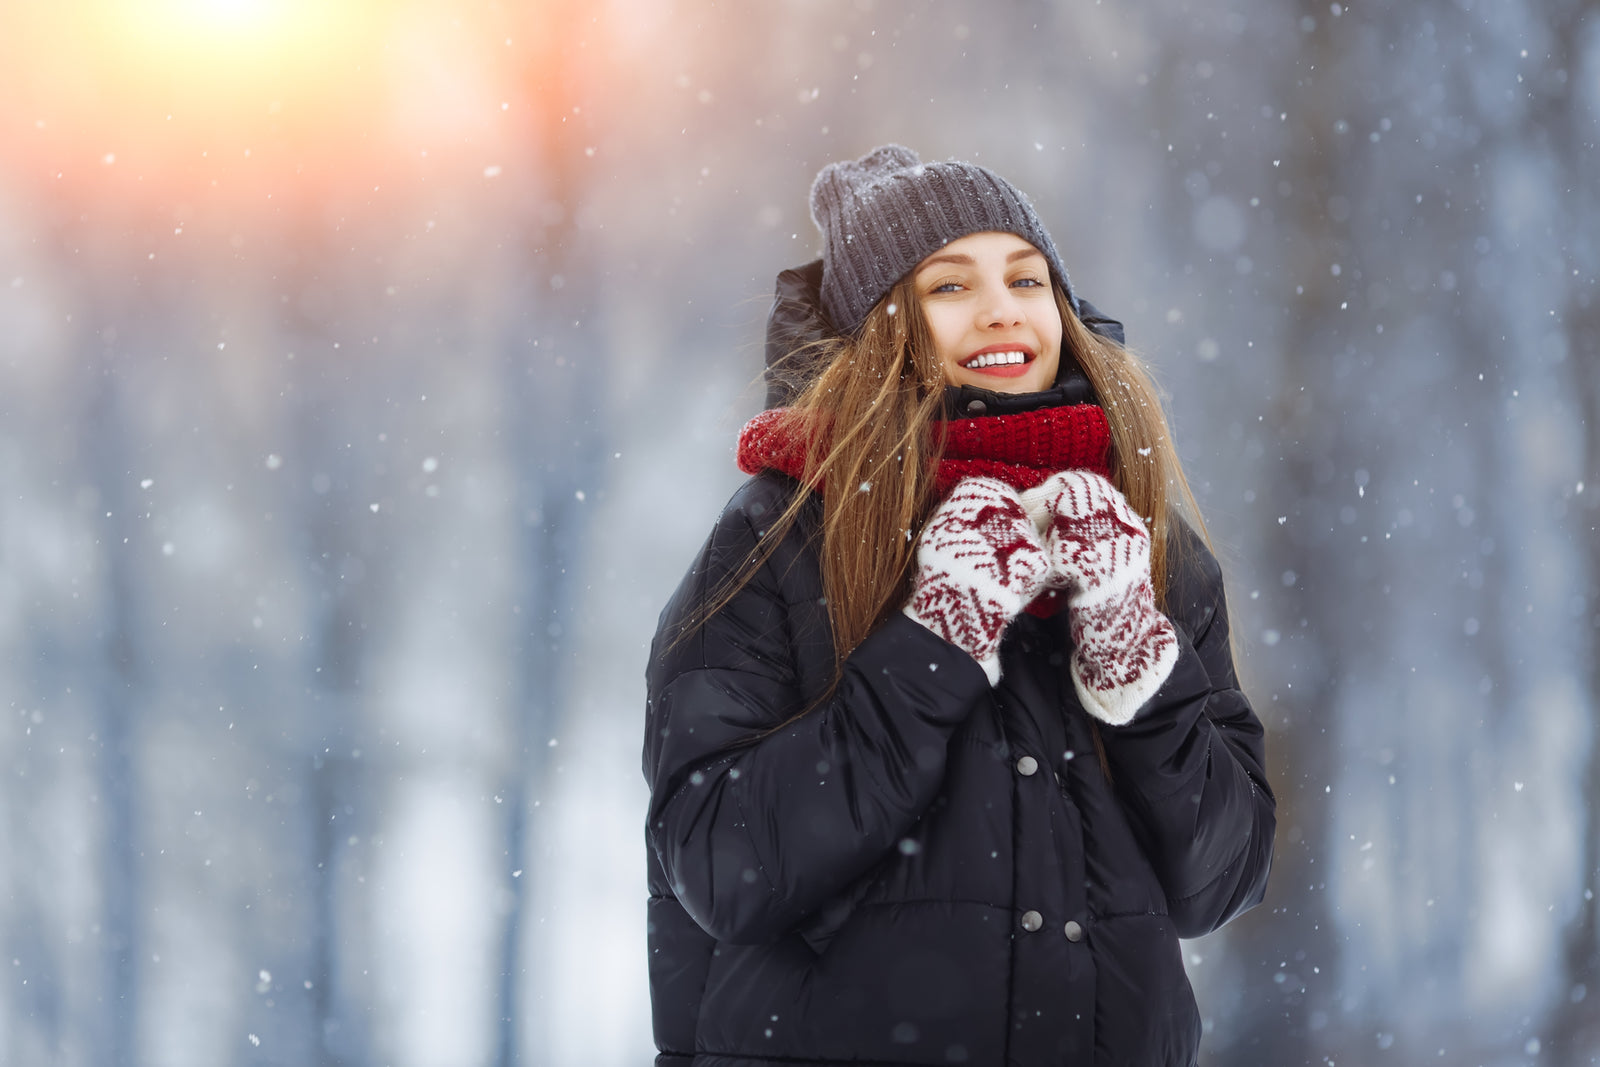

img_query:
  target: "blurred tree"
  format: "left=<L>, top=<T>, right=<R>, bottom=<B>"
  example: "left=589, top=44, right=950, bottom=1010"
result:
left=282, top=215, right=386, bottom=1066
left=495, top=3, right=610, bottom=1062
left=1541, top=6, right=1600, bottom=1060
left=1211, top=5, right=1347, bottom=1059
left=1549, top=283, right=1600, bottom=1063
left=83, top=277, right=149, bottom=1067
left=87, top=363, right=143, bottom=1067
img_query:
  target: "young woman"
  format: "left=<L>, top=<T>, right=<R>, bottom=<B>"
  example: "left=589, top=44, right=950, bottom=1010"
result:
left=643, top=145, right=1274, bottom=1067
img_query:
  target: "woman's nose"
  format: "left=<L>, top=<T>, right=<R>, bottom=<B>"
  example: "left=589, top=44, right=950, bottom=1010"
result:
left=978, top=287, right=1024, bottom=327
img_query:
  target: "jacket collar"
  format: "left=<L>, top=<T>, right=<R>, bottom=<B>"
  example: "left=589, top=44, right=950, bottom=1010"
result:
left=940, top=367, right=1097, bottom=419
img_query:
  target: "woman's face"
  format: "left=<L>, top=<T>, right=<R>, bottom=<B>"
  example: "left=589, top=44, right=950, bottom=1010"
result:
left=912, top=230, right=1063, bottom=394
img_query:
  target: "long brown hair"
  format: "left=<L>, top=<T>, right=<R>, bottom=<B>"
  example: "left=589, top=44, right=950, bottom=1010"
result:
left=1056, top=287, right=1212, bottom=605
left=690, top=279, right=1211, bottom=671
left=695, top=276, right=949, bottom=667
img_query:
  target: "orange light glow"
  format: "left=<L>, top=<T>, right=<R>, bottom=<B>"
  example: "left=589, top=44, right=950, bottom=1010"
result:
left=86, top=0, right=389, bottom=102
left=190, top=0, right=274, bottom=26
left=0, top=1, right=566, bottom=214
left=0, top=0, right=419, bottom=200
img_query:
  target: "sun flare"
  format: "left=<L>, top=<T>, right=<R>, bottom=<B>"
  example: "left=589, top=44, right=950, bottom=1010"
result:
left=80, top=0, right=390, bottom=110
left=109, top=0, right=366, bottom=59
left=0, top=0, right=405, bottom=194
left=192, top=0, right=273, bottom=28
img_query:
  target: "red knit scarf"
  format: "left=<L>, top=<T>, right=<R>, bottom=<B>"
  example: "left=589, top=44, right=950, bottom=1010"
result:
left=736, top=402, right=1113, bottom=497
left=737, top=404, right=1110, bottom=620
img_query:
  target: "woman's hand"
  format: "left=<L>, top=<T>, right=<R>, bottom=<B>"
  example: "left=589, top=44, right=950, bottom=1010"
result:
left=1020, top=470, right=1178, bottom=724
left=903, top=477, right=1052, bottom=685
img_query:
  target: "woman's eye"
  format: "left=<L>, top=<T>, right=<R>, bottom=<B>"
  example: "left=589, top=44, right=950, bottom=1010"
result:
left=1011, top=277, right=1046, bottom=289
left=930, top=281, right=963, bottom=293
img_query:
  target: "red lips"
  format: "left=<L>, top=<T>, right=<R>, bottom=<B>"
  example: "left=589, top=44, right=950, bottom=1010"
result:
left=959, top=344, right=1036, bottom=378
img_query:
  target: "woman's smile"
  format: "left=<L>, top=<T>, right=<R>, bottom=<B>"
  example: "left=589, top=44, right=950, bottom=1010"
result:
left=959, top=344, right=1038, bottom=377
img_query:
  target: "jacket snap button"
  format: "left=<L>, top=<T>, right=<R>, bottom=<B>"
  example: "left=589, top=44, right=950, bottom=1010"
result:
left=1020, top=910, right=1043, bottom=932
left=965, top=399, right=987, bottom=416
left=1063, top=920, right=1084, bottom=942
left=1015, top=755, right=1038, bottom=776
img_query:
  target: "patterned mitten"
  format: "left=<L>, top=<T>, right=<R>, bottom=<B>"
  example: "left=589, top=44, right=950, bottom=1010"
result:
left=1020, top=470, right=1178, bottom=725
left=904, top=477, right=1052, bottom=686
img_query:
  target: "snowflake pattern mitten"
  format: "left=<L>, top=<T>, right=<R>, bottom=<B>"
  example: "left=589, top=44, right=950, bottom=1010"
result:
left=1021, top=470, right=1179, bottom=724
left=904, top=477, right=1052, bottom=686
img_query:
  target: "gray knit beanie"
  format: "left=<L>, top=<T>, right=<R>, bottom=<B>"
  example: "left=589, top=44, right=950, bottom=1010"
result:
left=808, top=144, right=1077, bottom=335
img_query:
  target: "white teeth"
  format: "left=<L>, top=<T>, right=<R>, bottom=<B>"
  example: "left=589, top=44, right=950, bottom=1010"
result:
left=964, top=350, right=1027, bottom=369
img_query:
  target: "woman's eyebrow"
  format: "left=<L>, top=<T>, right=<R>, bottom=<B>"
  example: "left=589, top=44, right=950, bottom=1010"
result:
left=917, top=252, right=975, bottom=270
left=916, top=247, right=1045, bottom=272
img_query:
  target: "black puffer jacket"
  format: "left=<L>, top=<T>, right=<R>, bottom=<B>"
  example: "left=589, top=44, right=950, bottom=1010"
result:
left=643, top=269, right=1274, bottom=1066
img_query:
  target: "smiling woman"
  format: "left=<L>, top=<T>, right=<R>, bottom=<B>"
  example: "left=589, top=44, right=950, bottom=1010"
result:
left=644, top=144, right=1277, bottom=1067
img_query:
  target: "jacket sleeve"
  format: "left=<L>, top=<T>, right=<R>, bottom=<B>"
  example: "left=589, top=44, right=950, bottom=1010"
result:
left=1097, top=523, right=1276, bottom=938
left=644, top=485, right=990, bottom=946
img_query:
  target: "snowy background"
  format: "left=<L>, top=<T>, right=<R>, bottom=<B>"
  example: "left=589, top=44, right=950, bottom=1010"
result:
left=1, top=0, right=1598, bottom=1064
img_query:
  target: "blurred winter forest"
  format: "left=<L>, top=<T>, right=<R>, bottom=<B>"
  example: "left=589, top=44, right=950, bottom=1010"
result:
left=0, top=0, right=1596, bottom=1064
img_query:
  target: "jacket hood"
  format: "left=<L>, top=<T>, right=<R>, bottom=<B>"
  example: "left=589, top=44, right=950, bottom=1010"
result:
left=761, top=258, right=1126, bottom=412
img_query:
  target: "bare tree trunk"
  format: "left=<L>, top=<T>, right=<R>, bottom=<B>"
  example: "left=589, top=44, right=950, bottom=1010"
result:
left=308, top=742, right=368, bottom=1066
left=86, top=338, right=144, bottom=1067
left=493, top=6, right=608, bottom=1062
left=1521, top=0, right=1600, bottom=1057
left=1544, top=255, right=1600, bottom=1065
left=1216, top=5, right=1352, bottom=1059
left=278, top=213, right=385, bottom=1067
left=297, top=381, right=383, bottom=1067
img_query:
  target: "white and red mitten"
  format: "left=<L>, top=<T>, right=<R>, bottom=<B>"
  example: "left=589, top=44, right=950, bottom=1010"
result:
left=904, top=477, right=1052, bottom=686
left=1020, top=470, right=1178, bottom=725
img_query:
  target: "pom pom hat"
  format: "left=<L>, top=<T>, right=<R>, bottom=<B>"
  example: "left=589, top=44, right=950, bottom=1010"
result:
left=809, top=144, right=1079, bottom=335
